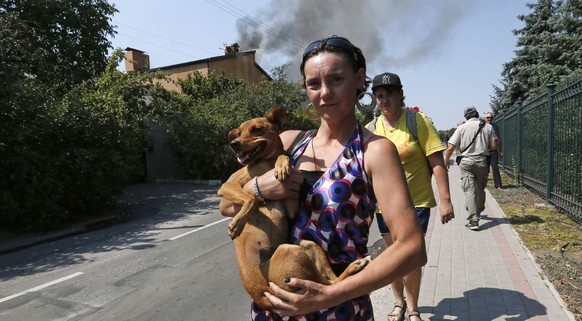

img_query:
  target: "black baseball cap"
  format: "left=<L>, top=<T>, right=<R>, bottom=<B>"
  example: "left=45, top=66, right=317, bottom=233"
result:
left=372, top=72, right=403, bottom=92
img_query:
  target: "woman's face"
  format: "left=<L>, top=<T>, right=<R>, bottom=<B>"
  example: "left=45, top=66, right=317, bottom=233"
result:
left=374, top=86, right=403, bottom=114
left=303, top=52, right=365, bottom=121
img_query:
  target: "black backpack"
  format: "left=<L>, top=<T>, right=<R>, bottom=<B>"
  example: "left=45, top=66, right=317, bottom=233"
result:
left=365, top=108, right=419, bottom=142
left=365, top=109, right=433, bottom=174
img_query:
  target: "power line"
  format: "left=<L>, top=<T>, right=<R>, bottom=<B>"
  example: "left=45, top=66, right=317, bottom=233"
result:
left=111, top=2, right=306, bottom=67
left=113, top=20, right=218, bottom=57
left=114, top=32, right=212, bottom=60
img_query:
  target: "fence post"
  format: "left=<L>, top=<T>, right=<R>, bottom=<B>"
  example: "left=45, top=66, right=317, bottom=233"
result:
left=546, top=80, right=556, bottom=202
left=517, top=99, right=523, bottom=184
left=500, top=115, right=505, bottom=169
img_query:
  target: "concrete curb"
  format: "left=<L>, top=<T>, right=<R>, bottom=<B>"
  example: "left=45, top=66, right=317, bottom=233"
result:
left=0, top=215, right=118, bottom=256
left=153, top=179, right=222, bottom=185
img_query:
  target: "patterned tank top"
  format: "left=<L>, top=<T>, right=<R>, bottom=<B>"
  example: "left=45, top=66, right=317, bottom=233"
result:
left=250, top=124, right=377, bottom=321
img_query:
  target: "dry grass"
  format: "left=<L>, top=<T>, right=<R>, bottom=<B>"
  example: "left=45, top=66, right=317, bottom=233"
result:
left=489, top=172, right=582, bottom=320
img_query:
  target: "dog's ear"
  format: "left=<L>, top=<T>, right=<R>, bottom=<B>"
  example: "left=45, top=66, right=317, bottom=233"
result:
left=265, top=106, right=290, bottom=132
left=227, top=128, right=240, bottom=142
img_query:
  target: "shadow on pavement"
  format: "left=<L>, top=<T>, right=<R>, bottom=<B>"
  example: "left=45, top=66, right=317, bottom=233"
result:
left=428, top=287, right=547, bottom=321
left=0, top=183, right=220, bottom=281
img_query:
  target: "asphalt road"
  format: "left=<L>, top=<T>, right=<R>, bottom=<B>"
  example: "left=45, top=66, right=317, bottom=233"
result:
left=0, top=183, right=251, bottom=321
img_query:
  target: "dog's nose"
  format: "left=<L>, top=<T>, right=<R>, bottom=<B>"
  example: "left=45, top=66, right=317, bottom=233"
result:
left=230, top=140, right=241, bottom=152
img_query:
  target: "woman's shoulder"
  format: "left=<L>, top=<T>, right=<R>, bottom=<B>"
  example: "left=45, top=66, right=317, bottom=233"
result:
left=281, top=129, right=305, bottom=149
left=362, top=130, right=395, bottom=156
left=362, top=130, right=401, bottom=179
left=281, top=129, right=303, bottom=140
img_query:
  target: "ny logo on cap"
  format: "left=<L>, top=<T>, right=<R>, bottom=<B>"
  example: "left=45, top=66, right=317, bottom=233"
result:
left=382, top=74, right=391, bottom=84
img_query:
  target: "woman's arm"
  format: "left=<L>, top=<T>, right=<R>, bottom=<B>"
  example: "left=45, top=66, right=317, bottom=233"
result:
left=264, top=136, right=427, bottom=316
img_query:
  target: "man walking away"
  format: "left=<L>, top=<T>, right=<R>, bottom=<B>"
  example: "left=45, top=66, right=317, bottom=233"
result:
left=444, top=107, right=497, bottom=231
left=484, top=112, right=503, bottom=189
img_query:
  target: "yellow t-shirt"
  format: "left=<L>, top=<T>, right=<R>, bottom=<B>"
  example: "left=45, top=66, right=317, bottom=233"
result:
left=374, top=111, right=444, bottom=208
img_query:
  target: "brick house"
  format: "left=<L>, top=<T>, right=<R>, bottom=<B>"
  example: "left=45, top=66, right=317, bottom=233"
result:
left=124, top=44, right=271, bottom=92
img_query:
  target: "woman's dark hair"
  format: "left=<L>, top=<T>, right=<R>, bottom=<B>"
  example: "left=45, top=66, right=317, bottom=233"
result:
left=300, top=36, right=369, bottom=93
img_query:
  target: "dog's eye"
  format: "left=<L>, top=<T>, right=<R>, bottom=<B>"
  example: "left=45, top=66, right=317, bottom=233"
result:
left=251, top=127, right=263, bottom=134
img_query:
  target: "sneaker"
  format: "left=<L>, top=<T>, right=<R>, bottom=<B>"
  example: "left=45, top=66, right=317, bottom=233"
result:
left=465, top=221, right=479, bottom=231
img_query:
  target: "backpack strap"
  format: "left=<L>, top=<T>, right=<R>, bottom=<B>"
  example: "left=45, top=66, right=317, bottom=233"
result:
left=365, top=117, right=378, bottom=132
left=460, top=120, right=485, bottom=154
left=405, top=109, right=418, bottom=142
left=367, top=109, right=418, bottom=142
left=406, top=109, right=433, bottom=174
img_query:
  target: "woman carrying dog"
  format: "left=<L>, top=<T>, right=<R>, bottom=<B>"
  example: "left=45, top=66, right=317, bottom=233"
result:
left=219, top=35, right=426, bottom=321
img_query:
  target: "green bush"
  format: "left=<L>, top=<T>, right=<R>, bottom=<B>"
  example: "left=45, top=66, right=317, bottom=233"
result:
left=165, top=67, right=315, bottom=181
left=0, top=55, right=178, bottom=231
left=0, top=48, right=320, bottom=231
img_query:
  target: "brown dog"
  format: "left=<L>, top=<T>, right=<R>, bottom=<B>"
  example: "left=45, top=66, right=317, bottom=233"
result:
left=218, top=107, right=370, bottom=309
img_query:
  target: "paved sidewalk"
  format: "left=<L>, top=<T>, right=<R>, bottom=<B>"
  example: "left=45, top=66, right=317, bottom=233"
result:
left=370, top=164, right=575, bottom=321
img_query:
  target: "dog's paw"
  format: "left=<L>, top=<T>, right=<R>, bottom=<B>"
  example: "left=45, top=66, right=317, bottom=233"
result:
left=346, top=256, right=372, bottom=274
left=228, top=218, right=245, bottom=239
left=274, top=155, right=291, bottom=182
left=360, top=256, right=372, bottom=266
left=355, top=256, right=372, bottom=269
left=274, top=166, right=289, bottom=182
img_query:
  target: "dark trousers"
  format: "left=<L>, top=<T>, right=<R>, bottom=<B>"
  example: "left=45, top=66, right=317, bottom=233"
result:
left=489, top=150, right=502, bottom=188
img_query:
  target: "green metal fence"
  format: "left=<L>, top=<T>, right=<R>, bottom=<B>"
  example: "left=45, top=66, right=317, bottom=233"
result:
left=495, top=78, right=582, bottom=223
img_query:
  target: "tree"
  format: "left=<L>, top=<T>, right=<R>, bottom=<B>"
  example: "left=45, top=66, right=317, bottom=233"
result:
left=0, top=1, right=133, bottom=232
left=0, top=51, right=183, bottom=231
left=179, top=70, right=247, bottom=103
left=491, top=0, right=582, bottom=114
left=503, top=0, right=560, bottom=108
left=248, top=65, right=308, bottom=120
left=556, top=0, right=582, bottom=73
left=167, top=65, right=311, bottom=181
left=0, top=0, right=117, bottom=91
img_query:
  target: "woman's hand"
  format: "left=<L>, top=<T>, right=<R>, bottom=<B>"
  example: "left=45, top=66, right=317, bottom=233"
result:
left=264, top=278, right=334, bottom=317
left=256, top=167, right=303, bottom=201
left=218, top=167, right=303, bottom=218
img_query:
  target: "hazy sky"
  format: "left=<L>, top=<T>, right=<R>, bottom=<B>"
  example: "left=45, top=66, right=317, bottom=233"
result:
left=109, top=0, right=528, bottom=130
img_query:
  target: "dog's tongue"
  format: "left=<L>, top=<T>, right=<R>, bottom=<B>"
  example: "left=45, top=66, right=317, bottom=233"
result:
left=237, top=153, right=251, bottom=165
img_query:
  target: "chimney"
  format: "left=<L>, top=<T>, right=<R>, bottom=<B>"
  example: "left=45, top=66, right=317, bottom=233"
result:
left=224, top=43, right=240, bottom=55
left=124, top=47, right=150, bottom=72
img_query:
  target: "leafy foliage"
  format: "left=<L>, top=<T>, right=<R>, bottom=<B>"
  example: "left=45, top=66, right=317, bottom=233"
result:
left=438, top=128, right=456, bottom=142
left=165, top=66, right=314, bottom=181
left=0, top=1, right=318, bottom=231
left=0, top=0, right=117, bottom=92
left=0, top=51, right=180, bottom=231
left=491, top=0, right=582, bottom=114
left=180, top=70, right=247, bottom=103
left=0, top=0, right=189, bottom=231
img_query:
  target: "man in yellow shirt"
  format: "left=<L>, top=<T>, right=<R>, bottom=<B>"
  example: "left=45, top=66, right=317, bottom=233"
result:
left=367, top=72, right=454, bottom=321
